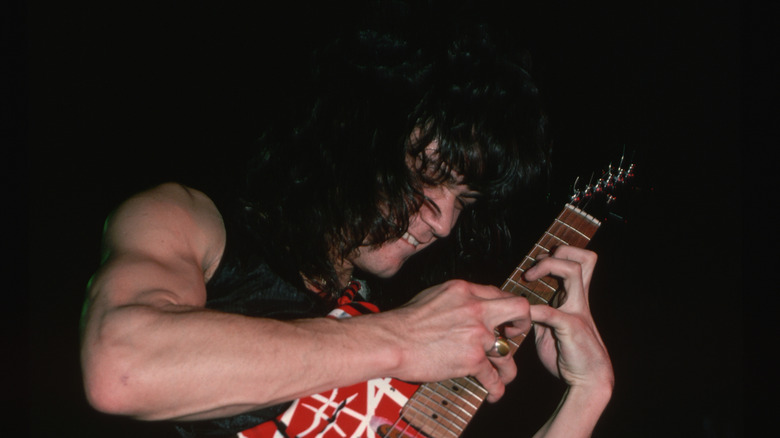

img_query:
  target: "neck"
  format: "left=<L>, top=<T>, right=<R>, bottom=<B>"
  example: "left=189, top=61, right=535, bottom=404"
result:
left=300, top=262, right=354, bottom=294
left=334, top=259, right=355, bottom=290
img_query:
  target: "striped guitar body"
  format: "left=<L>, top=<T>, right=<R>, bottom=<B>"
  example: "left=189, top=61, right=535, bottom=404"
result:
left=240, top=159, right=632, bottom=438
left=240, top=297, right=489, bottom=438
left=241, top=282, right=487, bottom=438
left=239, top=283, right=428, bottom=438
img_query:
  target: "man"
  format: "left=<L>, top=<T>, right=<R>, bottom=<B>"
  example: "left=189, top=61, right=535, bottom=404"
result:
left=80, top=15, right=613, bottom=438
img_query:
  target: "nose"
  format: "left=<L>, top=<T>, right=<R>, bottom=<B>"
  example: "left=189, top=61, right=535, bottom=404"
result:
left=418, top=186, right=461, bottom=238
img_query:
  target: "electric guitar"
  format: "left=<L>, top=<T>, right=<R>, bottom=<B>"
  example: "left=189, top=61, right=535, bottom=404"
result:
left=240, top=160, right=634, bottom=438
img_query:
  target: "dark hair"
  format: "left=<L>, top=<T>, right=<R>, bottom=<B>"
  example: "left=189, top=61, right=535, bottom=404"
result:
left=241, top=15, right=550, bottom=298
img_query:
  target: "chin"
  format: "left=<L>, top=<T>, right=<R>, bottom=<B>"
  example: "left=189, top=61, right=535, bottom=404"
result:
left=371, top=258, right=411, bottom=278
left=374, top=265, right=403, bottom=279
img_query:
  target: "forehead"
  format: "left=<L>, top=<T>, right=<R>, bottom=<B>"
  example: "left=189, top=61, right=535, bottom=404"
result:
left=408, top=138, right=474, bottom=188
left=407, top=122, right=485, bottom=174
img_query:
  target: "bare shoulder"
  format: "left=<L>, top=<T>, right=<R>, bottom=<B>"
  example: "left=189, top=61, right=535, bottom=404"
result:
left=103, top=182, right=227, bottom=282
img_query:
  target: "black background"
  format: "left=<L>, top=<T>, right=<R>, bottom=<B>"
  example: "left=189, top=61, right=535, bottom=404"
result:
left=8, top=0, right=772, bottom=436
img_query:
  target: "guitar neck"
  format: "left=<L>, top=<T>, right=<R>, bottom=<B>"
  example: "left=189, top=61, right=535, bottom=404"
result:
left=501, top=203, right=601, bottom=305
left=394, top=203, right=601, bottom=438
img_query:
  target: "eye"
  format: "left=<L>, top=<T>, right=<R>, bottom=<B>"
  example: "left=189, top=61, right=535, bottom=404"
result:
left=455, top=191, right=480, bottom=209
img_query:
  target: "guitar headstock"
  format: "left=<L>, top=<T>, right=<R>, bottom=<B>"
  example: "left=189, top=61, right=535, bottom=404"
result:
left=567, top=153, right=637, bottom=224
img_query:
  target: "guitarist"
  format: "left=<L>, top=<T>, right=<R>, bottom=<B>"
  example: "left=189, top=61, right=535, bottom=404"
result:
left=80, top=14, right=613, bottom=438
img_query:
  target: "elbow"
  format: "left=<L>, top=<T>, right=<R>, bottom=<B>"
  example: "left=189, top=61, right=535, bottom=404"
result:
left=81, top=303, right=171, bottom=420
left=81, top=318, right=157, bottom=419
left=82, top=373, right=120, bottom=416
left=82, top=350, right=141, bottom=418
left=82, top=351, right=164, bottom=421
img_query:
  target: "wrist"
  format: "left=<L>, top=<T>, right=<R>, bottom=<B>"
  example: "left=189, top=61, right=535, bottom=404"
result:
left=566, top=379, right=613, bottom=414
left=535, top=380, right=613, bottom=438
left=339, top=311, right=406, bottom=380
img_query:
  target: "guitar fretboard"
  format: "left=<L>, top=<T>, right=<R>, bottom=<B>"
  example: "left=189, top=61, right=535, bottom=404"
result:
left=388, top=204, right=601, bottom=438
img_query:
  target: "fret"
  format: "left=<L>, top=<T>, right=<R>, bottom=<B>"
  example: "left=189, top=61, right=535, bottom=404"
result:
left=502, top=278, right=552, bottom=304
left=534, top=278, right=558, bottom=292
left=412, top=387, right=470, bottom=431
left=429, top=381, right=480, bottom=413
left=401, top=378, right=487, bottom=436
left=534, top=242, right=551, bottom=252
left=503, top=260, right=561, bottom=305
left=561, top=205, right=600, bottom=236
left=565, top=203, right=601, bottom=225
left=543, top=231, right=570, bottom=246
left=505, top=273, right=557, bottom=296
left=448, top=377, right=488, bottom=403
left=419, top=385, right=475, bottom=420
left=501, top=277, right=549, bottom=304
left=553, top=218, right=592, bottom=242
left=404, top=398, right=462, bottom=437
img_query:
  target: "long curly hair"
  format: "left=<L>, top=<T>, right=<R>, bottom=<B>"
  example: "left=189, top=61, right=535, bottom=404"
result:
left=241, top=14, right=550, bottom=298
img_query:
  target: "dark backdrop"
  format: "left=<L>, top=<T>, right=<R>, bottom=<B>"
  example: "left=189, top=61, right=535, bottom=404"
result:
left=11, top=0, right=766, bottom=436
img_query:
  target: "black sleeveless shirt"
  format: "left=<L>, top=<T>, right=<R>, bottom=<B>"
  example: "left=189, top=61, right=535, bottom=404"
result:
left=174, top=197, right=332, bottom=438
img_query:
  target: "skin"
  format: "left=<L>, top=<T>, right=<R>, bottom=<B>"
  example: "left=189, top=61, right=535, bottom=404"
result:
left=80, top=179, right=612, bottom=437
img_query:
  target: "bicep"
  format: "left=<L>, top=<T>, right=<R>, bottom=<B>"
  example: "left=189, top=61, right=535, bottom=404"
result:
left=90, top=253, right=208, bottom=310
left=87, top=183, right=226, bottom=311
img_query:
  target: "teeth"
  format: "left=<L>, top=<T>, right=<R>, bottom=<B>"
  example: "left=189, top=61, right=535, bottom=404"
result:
left=402, top=232, right=420, bottom=248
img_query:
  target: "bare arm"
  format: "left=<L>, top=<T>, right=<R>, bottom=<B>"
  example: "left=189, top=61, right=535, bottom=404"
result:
left=80, top=183, right=532, bottom=421
left=80, top=183, right=404, bottom=420
left=525, top=246, right=614, bottom=437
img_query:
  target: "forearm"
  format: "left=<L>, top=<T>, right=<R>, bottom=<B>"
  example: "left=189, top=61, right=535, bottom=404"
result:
left=81, top=303, right=401, bottom=421
left=532, top=383, right=612, bottom=438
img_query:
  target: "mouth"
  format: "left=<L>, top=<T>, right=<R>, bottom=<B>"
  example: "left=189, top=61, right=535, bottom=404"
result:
left=401, top=231, right=421, bottom=249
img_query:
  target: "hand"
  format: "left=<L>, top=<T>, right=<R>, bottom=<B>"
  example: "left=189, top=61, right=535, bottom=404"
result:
left=523, top=246, right=614, bottom=392
left=386, top=279, right=532, bottom=402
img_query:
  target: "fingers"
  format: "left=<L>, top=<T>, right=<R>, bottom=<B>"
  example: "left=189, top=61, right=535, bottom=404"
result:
left=472, top=361, right=505, bottom=402
left=526, top=247, right=597, bottom=285
left=472, top=353, right=518, bottom=403
left=504, top=315, right=533, bottom=339
left=440, top=280, right=532, bottom=332
left=553, top=246, right=598, bottom=290
left=400, top=280, right=530, bottom=402
left=466, top=284, right=524, bottom=401
left=487, top=354, right=518, bottom=384
left=483, top=296, right=531, bottom=333
left=524, top=247, right=598, bottom=310
left=529, top=302, right=565, bottom=331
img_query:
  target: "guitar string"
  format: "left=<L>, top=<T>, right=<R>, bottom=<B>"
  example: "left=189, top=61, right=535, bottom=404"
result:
left=404, top=399, right=462, bottom=437
left=503, top=203, right=600, bottom=307
left=410, top=386, right=467, bottom=429
left=504, top=204, right=598, bottom=305
left=503, top=208, right=571, bottom=301
left=416, top=384, right=469, bottom=427
left=382, top=377, right=481, bottom=438
left=421, top=384, right=473, bottom=423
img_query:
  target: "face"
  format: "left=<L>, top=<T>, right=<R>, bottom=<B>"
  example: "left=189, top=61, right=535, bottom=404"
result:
left=342, top=178, right=479, bottom=280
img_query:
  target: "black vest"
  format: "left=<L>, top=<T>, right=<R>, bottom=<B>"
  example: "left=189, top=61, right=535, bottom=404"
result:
left=174, top=199, right=331, bottom=438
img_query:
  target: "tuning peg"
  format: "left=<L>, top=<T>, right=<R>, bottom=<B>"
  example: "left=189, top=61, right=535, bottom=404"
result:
left=583, top=185, right=594, bottom=199
left=626, top=163, right=636, bottom=180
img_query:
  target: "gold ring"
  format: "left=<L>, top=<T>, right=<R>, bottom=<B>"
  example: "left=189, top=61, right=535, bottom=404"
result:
left=486, top=336, right=511, bottom=357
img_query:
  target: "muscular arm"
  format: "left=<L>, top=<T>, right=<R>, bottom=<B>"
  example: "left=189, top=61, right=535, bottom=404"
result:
left=80, top=183, right=397, bottom=420
left=80, top=183, right=530, bottom=421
